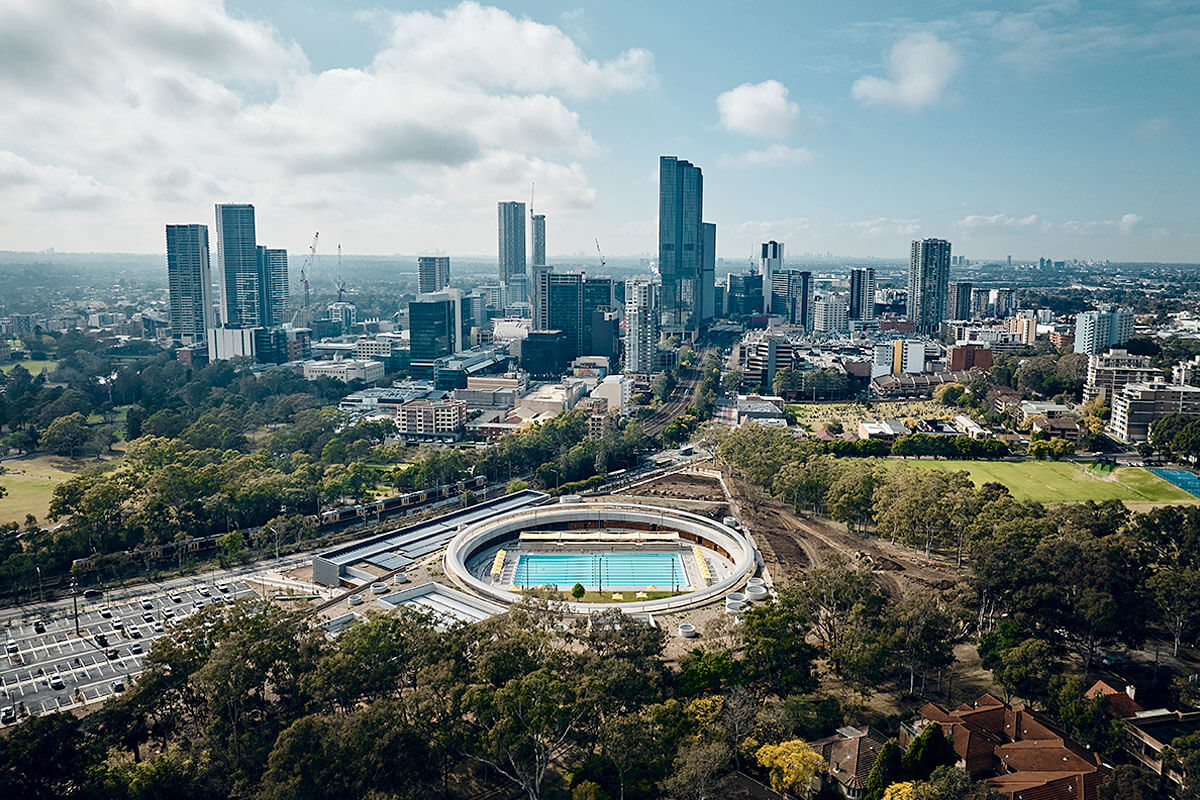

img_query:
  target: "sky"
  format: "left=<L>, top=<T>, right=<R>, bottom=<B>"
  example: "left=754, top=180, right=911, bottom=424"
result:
left=1, top=0, right=1198, bottom=263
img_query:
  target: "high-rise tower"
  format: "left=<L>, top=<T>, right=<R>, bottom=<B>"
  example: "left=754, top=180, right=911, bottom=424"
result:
left=624, top=279, right=659, bottom=374
left=759, top=241, right=784, bottom=305
left=849, top=268, right=876, bottom=321
left=531, top=214, right=546, bottom=267
left=257, top=246, right=288, bottom=327
left=658, top=156, right=704, bottom=335
left=215, top=204, right=260, bottom=327
left=498, top=201, right=526, bottom=299
left=907, top=238, right=951, bottom=334
left=418, top=256, right=451, bottom=294
left=165, top=224, right=214, bottom=343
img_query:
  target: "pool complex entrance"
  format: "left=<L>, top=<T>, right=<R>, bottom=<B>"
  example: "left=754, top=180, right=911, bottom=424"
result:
left=512, top=552, right=687, bottom=590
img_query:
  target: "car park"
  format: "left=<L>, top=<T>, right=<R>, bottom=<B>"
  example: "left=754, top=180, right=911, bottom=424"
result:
left=140, top=598, right=154, bottom=610
left=197, top=585, right=211, bottom=597
left=129, top=628, right=143, bottom=639
left=33, top=621, right=45, bottom=634
left=141, top=612, right=154, bottom=623
left=4, top=642, right=17, bottom=655
left=112, top=619, right=124, bottom=630
left=152, top=621, right=164, bottom=633
left=130, top=642, right=143, bottom=655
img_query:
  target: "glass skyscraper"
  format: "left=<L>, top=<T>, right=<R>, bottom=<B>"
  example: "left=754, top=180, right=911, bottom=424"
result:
left=215, top=204, right=260, bottom=328
left=498, top=201, right=526, bottom=296
left=658, top=156, right=704, bottom=335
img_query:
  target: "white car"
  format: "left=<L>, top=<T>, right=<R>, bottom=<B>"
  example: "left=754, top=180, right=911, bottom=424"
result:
left=197, top=585, right=211, bottom=597
left=4, top=642, right=17, bottom=656
left=216, top=582, right=230, bottom=593
left=140, top=598, right=154, bottom=610
left=99, top=607, right=112, bottom=618
left=49, top=673, right=64, bottom=691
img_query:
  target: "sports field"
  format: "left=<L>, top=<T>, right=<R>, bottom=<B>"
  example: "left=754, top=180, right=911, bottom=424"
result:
left=1, top=359, right=58, bottom=376
left=899, top=460, right=1199, bottom=505
left=0, top=456, right=82, bottom=525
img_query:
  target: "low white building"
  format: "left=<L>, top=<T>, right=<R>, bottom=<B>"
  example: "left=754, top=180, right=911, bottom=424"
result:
left=206, top=326, right=259, bottom=361
left=590, top=375, right=633, bottom=417
left=302, top=358, right=385, bottom=383
left=395, top=397, right=467, bottom=439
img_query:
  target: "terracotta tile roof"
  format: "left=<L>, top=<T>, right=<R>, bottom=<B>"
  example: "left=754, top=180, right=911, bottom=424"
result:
left=1085, top=680, right=1143, bottom=719
left=912, top=694, right=1109, bottom=800
left=809, top=726, right=889, bottom=791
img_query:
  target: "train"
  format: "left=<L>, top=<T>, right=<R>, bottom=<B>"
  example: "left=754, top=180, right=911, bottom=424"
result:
left=70, top=476, right=490, bottom=574
left=317, top=475, right=487, bottom=525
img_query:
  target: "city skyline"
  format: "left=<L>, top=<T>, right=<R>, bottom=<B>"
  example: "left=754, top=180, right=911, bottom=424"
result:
left=0, top=2, right=1196, bottom=261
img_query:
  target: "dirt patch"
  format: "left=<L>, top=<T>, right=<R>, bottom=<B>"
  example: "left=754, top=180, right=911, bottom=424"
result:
left=617, top=472, right=725, bottom=501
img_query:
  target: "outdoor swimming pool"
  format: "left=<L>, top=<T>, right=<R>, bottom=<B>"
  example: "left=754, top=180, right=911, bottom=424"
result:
left=1149, top=468, right=1200, bottom=498
left=512, top=552, right=687, bottom=590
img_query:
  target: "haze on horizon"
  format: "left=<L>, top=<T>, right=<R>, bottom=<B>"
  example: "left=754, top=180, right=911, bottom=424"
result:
left=1, top=0, right=1197, bottom=262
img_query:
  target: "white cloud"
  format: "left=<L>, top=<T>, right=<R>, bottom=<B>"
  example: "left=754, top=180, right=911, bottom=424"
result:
left=1118, top=213, right=1143, bottom=234
left=0, top=0, right=653, bottom=252
left=1136, top=116, right=1173, bottom=139
left=957, top=213, right=1042, bottom=229
left=716, top=80, right=802, bottom=138
left=1061, top=213, right=1145, bottom=235
left=719, top=145, right=813, bottom=168
left=852, top=32, right=961, bottom=110
left=850, top=217, right=923, bottom=238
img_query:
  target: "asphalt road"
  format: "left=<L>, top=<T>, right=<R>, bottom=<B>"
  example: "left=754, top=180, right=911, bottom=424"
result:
left=1, top=579, right=256, bottom=726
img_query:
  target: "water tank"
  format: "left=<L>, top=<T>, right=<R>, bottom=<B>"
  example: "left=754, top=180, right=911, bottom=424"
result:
left=678, top=623, right=697, bottom=638
left=723, top=516, right=739, bottom=529
left=348, top=594, right=363, bottom=606
left=371, top=583, right=388, bottom=595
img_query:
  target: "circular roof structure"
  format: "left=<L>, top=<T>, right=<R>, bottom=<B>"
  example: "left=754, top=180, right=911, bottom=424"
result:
left=443, top=501, right=758, bottom=614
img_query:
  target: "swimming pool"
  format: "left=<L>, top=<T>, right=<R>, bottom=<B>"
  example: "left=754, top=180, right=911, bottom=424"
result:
left=512, top=552, right=687, bottom=590
left=1149, top=468, right=1200, bottom=498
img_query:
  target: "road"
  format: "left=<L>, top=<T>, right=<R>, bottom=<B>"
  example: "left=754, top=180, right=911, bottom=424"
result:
left=1, top=579, right=258, bottom=726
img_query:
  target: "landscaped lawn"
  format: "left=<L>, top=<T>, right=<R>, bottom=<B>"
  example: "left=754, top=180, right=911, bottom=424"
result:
left=898, top=459, right=1198, bottom=505
left=0, top=458, right=79, bottom=525
left=2, top=359, right=58, bottom=376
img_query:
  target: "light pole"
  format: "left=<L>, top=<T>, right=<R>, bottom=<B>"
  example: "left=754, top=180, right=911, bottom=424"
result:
left=36, top=566, right=43, bottom=603
left=71, top=576, right=80, bottom=636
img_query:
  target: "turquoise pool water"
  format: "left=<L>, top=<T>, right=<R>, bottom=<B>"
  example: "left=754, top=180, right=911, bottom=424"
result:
left=513, top=552, right=687, bottom=590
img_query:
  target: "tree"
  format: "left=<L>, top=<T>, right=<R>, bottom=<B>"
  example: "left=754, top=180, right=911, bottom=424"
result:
left=1097, top=764, right=1161, bottom=800
left=885, top=594, right=956, bottom=696
left=661, top=741, right=732, bottom=800
left=754, top=740, right=825, bottom=795
left=1147, top=568, right=1200, bottom=656
left=741, top=594, right=819, bottom=696
left=912, top=765, right=1004, bottom=799
left=992, top=638, right=1059, bottom=704
left=572, top=583, right=586, bottom=600
left=38, top=412, right=89, bottom=458
left=863, top=739, right=903, bottom=800
left=786, top=556, right=884, bottom=675
left=882, top=783, right=916, bottom=800
left=900, top=722, right=956, bottom=782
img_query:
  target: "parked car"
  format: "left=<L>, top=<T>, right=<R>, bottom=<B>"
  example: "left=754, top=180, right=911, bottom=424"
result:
left=33, top=621, right=46, bottom=634
left=99, top=607, right=112, bottom=618
left=140, top=598, right=154, bottom=610
left=49, top=673, right=64, bottom=691
left=110, top=680, right=125, bottom=693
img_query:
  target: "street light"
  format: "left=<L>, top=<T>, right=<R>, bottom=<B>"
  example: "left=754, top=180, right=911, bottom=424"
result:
left=71, top=576, right=80, bottom=636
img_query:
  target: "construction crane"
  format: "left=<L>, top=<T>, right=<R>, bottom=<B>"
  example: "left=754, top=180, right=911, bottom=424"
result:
left=335, top=244, right=347, bottom=302
left=299, top=232, right=318, bottom=311
left=595, top=238, right=606, bottom=270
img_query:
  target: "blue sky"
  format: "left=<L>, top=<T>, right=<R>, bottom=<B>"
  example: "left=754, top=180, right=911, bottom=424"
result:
left=0, top=0, right=1197, bottom=262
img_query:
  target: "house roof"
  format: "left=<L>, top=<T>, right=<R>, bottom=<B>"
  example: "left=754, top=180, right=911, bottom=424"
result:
left=1085, top=680, right=1143, bottom=719
left=809, top=726, right=889, bottom=790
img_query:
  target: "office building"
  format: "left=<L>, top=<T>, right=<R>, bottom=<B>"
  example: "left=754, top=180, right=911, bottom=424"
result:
left=759, top=241, right=783, bottom=306
left=658, top=155, right=704, bottom=335
left=498, top=201, right=526, bottom=295
left=257, top=246, right=288, bottom=327
left=1085, top=349, right=1163, bottom=403
left=531, top=213, right=546, bottom=267
left=772, top=270, right=814, bottom=327
left=409, top=289, right=464, bottom=378
left=907, top=238, right=951, bottom=333
left=813, top=297, right=849, bottom=333
left=701, top=222, right=716, bottom=322
left=206, top=326, right=259, bottom=361
left=1074, top=307, right=1134, bottom=355
left=418, top=256, right=450, bottom=294
left=624, top=279, right=659, bottom=374
left=533, top=266, right=585, bottom=359
left=214, top=203, right=261, bottom=327
left=521, top=330, right=571, bottom=377
left=969, top=287, right=990, bottom=319
left=873, top=340, right=925, bottom=377
left=849, top=268, right=876, bottom=321
left=990, top=288, right=1016, bottom=319
left=740, top=332, right=794, bottom=390
left=581, top=277, right=615, bottom=356
left=948, top=281, right=972, bottom=321
left=165, top=224, right=214, bottom=343
left=725, top=272, right=764, bottom=316
left=302, top=359, right=385, bottom=383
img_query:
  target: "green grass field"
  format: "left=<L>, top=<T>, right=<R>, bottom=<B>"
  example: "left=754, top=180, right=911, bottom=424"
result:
left=2, top=359, right=58, bottom=376
left=899, top=459, right=1197, bottom=505
left=0, top=459, right=78, bottom=524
